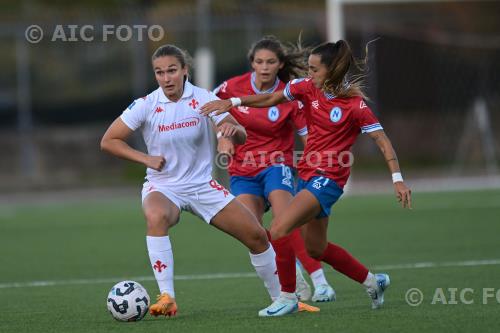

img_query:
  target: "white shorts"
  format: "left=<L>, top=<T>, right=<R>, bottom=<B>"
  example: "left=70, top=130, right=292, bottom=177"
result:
left=141, top=179, right=235, bottom=223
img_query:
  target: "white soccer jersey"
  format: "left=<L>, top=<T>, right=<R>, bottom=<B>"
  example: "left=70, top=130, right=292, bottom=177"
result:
left=120, top=81, right=228, bottom=188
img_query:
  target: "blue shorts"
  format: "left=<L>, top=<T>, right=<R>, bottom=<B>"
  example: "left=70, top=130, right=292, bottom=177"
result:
left=297, top=176, right=343, bottom=218
left=230, top=165, right=295, bottom=207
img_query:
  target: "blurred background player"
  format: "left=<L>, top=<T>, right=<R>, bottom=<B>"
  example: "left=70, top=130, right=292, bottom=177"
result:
left=214, top=36, right=335, bottom=303
left=201, top=39, right=412, bottom=317
left=100, top=44, right=283, bottom=317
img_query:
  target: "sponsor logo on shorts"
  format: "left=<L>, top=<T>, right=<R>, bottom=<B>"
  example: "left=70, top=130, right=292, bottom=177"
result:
left=209, top=179, right=229, bottom=197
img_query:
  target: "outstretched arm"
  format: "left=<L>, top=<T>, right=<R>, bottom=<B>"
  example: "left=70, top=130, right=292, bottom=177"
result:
left=100, top=117, right=166, bottom=171
left=200, top=91, right=287, bottom=116
left=368, top=129, right=412, bottom=209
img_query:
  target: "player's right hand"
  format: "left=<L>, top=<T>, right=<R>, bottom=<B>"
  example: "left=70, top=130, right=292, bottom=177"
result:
left=145, top=155, right=166, bottom=171
left=394, top=181, right=412, bottom=209
left=200, top=99, right=232, bottom=116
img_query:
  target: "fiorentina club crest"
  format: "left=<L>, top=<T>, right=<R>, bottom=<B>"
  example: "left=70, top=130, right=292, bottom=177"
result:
left=189, top=98, right=199, bottom=109
left=153, top=260, right=167, bottom=273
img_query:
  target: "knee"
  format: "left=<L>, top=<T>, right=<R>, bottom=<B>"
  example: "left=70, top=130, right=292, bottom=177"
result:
left=306, top=248, right=324, bottom=260
left=254, top=227, right=270, bottom=246
left=144, top=209, right=170, bottom=232
left=247, top=226, right=270, bottom=252
left=269, top=221, right=288, bottom=241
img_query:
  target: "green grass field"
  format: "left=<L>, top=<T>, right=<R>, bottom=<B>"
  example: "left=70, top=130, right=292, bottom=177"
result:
left=1, top=189, right=499, bottom=333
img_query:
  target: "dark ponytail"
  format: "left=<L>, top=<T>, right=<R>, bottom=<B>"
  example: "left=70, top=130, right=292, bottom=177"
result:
left=311, top=40, right=369, bottom=99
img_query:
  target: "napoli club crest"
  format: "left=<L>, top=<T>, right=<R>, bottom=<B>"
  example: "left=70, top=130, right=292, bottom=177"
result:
left=268, top=106, right=280, bottom=122
left=330, top=107, right=342, bottom=123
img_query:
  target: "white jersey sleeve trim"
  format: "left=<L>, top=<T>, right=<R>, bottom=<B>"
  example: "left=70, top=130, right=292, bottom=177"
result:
left=210, top=112, right=229, bottom=125
left=284, top=82, right=295, bottom=101
left=206, top=90, right=229, bottom=125
left=297, top=126, right=308, bottom=136
left=361, top=123, right=383, bottom=133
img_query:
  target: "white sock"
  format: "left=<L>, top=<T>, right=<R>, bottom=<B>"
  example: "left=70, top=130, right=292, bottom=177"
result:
left=147, top=235, right=175, bottom=298
left=362, top=272, right=377, bottom=289
left=249, top=244, right=281, bottom=301
left=280, top=291, right=298, bottom=301
left=310, top=268, right=329, bottom=288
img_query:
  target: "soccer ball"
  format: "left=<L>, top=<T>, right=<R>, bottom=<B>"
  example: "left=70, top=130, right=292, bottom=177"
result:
left=106, top=280, right=150, bottom=322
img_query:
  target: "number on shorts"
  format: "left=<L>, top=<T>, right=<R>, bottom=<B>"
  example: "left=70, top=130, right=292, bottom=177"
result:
left=312, top=176, right=329, bottom=190
left=281, top=165, right=293, bottom=188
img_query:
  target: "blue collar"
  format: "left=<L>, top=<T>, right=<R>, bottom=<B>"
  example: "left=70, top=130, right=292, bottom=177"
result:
left=324, top=92, right=336, bottom=100
left=323, top=82, right=351, bottom=100
left=250, top=72, right=280, bottom=94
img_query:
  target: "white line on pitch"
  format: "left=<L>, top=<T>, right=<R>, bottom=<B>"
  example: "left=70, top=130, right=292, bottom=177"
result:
left=1, top=259, right=499, bottom=289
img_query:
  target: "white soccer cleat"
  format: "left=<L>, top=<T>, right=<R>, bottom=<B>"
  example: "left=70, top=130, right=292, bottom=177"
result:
left=366, top=273, right=390, bottom=309
left=258, top=294, right=299, bottom=317
left=312, top=284, right=336, bottom=302
left=295, top=264, right=312, bottom=301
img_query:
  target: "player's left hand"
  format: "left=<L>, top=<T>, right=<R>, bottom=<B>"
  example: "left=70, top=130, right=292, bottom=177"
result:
left=394, top=182, right=412, bottom=209
left=217, top=138, right=235, bottom=156
left=200, top=100, right=232, bottom=116
left=217, top=122, right=238, bottom=138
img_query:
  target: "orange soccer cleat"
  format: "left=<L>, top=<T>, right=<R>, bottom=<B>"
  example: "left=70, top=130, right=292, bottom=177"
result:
left=149, top=293, right=178, bottom=317
left=298, top=302, right=320, bottom=313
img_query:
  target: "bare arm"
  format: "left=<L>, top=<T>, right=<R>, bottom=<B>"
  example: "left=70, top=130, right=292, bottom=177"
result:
left=299, top=134, right=307, bottom=147
left=100, top=117, right=165, bottom=171
left=240, top=91, right=288, bottom=108
left=200, top=91, right=288, bottom=116
left=368, top=129, right=412, bottom=209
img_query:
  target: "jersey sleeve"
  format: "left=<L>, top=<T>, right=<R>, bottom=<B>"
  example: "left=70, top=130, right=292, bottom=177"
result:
left=213, top=80, right=231, bottom=99
left=207, top=91, right=229, bottom=125
left=284, top=78, right=312, bottom=102
left=291, top=101, right=308, bottom=136
left=120, top=97, right=148, bottom=130
left=352, top=98, right=383, bottom=133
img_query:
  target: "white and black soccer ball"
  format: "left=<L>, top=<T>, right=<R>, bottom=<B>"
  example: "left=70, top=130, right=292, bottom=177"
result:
left=107, top=280, right=150, bottom=322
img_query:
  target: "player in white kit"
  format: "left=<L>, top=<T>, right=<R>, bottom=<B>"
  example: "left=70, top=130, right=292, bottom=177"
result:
left=101, top=45, right=281, bottom=317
